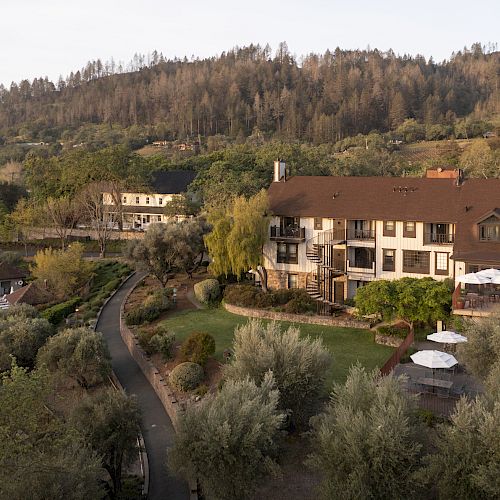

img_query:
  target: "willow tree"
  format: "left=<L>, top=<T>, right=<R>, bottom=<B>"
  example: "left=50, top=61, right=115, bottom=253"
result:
left=204, top=190, right=270, bottom=290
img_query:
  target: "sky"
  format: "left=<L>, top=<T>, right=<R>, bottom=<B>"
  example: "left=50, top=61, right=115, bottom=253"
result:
left=1, top=0, right=498, bottom=86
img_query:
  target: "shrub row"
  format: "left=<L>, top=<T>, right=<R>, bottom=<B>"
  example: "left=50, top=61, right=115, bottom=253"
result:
left=224, top=284, right=316, bottom=314
left=41, top=297, right=81, bottom=325
left=125, top=288, right=173, bottom=326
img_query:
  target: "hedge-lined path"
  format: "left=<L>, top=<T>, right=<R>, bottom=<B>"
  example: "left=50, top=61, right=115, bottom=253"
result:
left=96, top=272, right=189, bottom=500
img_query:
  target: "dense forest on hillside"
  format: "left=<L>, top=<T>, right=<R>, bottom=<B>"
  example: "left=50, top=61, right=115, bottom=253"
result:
left=0, top=43, right=499, bottom=144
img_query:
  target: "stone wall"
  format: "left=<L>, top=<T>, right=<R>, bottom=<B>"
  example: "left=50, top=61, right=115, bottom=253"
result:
left=223, top=302, right=371, bottom=329
left=375, top=333, right=404, bottom=348
left=267, top=270, right=308, bottom=290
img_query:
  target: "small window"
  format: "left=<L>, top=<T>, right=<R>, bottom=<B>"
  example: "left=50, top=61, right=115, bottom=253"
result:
left=146, top=197, right=150, bottom=205
left=157, top=215, right=162, bottom=222
left=383, top=220, right=396, bottom=237
left=403, top=221, right=416, bottom=238
left=159, top=198, right=163, bottom=205
left=288, top=274, right=298, bottom=289
left=135, top=196, right=140, bottom=204
left=314, top=217, right=323, bottom=230
left=382, top=249, right=395, bottom=272
left=277, top=243, right=298, bottom=264
left=435, top=252, right=449, bottom=275
left=123, top=196, right=127, bottom=204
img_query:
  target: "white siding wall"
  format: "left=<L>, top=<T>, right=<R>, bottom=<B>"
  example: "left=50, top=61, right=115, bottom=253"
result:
left=376, top=221, right=453, bottom=280
left=103, top=192, right=176, bottom=207
left=264, top=218, right=455, bottom=286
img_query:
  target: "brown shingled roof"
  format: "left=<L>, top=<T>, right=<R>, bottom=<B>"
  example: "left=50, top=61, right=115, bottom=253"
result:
left=268, top=176, right=500, bottom=262
left=0, top=263, right=27, bottom=281
left=6, top=282, right=52, bottom=306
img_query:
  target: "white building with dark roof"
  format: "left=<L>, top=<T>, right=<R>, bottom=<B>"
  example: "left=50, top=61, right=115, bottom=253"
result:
left=103, top=170, right=196, bottom=230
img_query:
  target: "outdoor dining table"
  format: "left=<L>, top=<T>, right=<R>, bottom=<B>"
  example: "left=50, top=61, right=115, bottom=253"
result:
left=417, top=377, right=453, bottom=389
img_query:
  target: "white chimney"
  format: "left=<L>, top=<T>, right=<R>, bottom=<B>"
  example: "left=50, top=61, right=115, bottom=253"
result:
left=273, top=159, right=286, bottom=182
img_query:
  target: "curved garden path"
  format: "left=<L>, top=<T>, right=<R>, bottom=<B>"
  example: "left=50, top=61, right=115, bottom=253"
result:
left=96, top=272, right=188, bottom=500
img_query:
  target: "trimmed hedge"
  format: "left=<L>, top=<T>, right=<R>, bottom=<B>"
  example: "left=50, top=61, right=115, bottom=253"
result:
left=377, top=324, right=409, bottom=339
left=41, top=297, right=81, bottom=325
left=194, top=279, right=220, bottom=304
left=169, top=362, right=204, bottom=392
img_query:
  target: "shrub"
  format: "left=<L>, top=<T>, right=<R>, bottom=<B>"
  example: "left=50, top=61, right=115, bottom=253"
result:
left=283, top=290, right=316, bottom=314
left=223, top=284, right=261, bottom=307
left=125, top=288, right=173, bottom=326
left=377, top=324, right=409, bottom=339
left=149, top=330, right=176, bottom=361
left=169, top=362, right=204, bottom=392
left=137, top=329, right=157, bottom=355
left=224, top=320, right=332, bottom=429
left=180, top=332, right=216, bottom=366
left=41, top=297, right=81, bottom=325
left=193, top=279, right=220, bottom=304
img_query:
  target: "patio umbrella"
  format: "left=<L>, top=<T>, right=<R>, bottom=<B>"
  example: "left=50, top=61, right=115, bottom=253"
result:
left=455, top=273, right=491, bottom=285
left=410, top=350, right=458, bottom=369
left=491, top=275, right=500, bottom=285
left=476, top=268, right=500, bottom=279
left=427, top=331, right=468, bottom=344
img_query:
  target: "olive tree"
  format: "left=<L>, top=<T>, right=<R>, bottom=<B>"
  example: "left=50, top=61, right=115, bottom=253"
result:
left=37, top=327, right=111, bottom=388
left=126, top=219, right=208, bottom=286
left=224, top=319, right=332, bottom=428
left=308, top=365, right=423, bottom=500
left=424, top=397, right=500, bottom=499
left=0, top=307, right=54, bottom=370
left=0, top=363, right=103, bottom=500
left=71, top=388, right=141, bottom=498
left=169, top=373, right=284, bottom=500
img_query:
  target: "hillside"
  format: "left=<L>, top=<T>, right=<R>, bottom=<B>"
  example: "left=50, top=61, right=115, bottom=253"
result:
left=0, top=44, right=499, bottom=145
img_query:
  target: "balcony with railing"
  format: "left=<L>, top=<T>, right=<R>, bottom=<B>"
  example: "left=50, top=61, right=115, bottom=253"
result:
left=347, top=228, right=375, bottom=241
left=270, top=225, right=306, bottom=242
left=347, top=259, right=376, bottom=274
left=423, top=232, right=454, bottom=245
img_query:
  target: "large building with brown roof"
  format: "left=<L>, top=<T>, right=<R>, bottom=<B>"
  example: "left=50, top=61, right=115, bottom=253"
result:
left=263, top=161, right=500, bottom=310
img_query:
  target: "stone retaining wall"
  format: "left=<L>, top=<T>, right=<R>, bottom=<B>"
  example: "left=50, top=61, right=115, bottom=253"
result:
left=375, top=333, right=404, bottom=348
left=223, top=302, right=371, bottom=329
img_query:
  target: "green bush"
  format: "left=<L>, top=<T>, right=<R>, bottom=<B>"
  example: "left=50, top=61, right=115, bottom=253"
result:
left=137, top=328, right=157, bottom=355
left=180, top=332, right=216, bottom=366
left=149, top=330, right=176, bottom=361
left=283, top=290, right=316, bottom=314
left=169, top=362, right=204, bottom=392
left=41, top=297, right=81, bottom=325
left=194, top=279, right=220, bottom=304
left=224, top=284, right=316, bottom=314
left=377, top=324, right=409, bottom=339
left=125, top=305, right=160, bottom=326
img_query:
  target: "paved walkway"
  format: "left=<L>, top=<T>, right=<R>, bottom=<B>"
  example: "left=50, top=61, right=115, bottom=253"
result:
left=96, top=272, right=188, bottom=500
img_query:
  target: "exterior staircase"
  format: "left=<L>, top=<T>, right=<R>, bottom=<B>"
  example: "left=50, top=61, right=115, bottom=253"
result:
left=305, top=229, right=346, bottom=311
left=0, top=295, right=10, bottom=310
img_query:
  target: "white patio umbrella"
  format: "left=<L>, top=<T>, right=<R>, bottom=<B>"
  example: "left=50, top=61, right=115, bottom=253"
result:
left=476, top=268, right=500, bottom=279
left=410, top=350, right=458, bottom=369
left=455, top=273, right=491, bottom=285
left=491, top=275, right=500, bottom=285
left=427, top=331, right=468, bottom=344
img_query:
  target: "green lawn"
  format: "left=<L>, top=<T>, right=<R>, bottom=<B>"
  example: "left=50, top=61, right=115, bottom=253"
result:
left=160, top=308, right=393, bottom=385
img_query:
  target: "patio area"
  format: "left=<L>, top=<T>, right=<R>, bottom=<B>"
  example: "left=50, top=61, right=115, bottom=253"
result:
left=394, top=360, right=484, bottom=416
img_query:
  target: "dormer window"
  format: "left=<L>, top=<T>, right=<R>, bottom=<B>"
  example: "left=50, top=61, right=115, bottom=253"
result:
left=477, top=211, right=500, bottom=242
